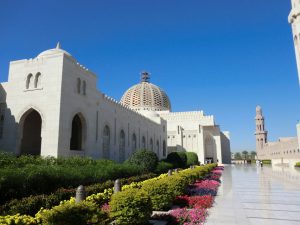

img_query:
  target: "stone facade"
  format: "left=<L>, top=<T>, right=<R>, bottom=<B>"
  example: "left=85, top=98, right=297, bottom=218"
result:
left=0, top=44, right=231, bottom=164
left=255, top=106, right=300, bottom=166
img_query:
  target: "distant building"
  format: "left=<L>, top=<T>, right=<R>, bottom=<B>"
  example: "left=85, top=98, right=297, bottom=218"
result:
left=255, top=106, right=300, bottom=166
left=0, top=43, right=231, bottom=163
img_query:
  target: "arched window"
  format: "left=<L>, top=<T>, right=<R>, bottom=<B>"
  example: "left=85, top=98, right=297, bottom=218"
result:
left=163, top=140, right=166, bottom=157
left=132, top=133, right=137, bottom=153
left=77, top=78, right=81, bottom=94
left=34, top=72, right=41, bottom=88
left=70, top=114, right=85, bottom=150
left=156, top=140, right=159, bottom=155
left=0, top=115, right=4, bottom=139
left=26, top=74, right=33, bottom=89
left=119, top=130, right=125, bottom=162
left=82, top=81, right=86, bottom=95
left=142, top=136, right=146, bottom=149
left=150, top=138, right=153, bottom=151
left=102, top=125, right=110, bottom=159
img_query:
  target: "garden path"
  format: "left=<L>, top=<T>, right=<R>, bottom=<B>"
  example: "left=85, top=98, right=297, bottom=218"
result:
left=205, top=164, right=300, bottom=225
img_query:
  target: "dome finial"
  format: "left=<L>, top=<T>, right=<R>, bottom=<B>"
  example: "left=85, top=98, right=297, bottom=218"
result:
left=56, top=42, right=61, bottom=49
left=141, top=71, right=150, bottom=83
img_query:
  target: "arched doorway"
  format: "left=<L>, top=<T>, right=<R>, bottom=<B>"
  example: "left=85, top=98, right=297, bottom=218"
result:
left=204, top=135, right=217, bottom=163
left=20, top=109, right=42, bottom=155
left=119, top=130, right=125, bottom=162
left=70, top=114, right=85, bottom=150
left=102, top=125, right=110, bottom=159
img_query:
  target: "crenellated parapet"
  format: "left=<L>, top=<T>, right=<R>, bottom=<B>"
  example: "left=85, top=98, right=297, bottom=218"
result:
left=158, top=111, right=215, bottom=125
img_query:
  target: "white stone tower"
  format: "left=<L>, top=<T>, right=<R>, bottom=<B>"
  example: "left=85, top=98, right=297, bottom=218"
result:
left=255, top=106, right=268, bottom=151
left=289, top=0, right=300, bottom=84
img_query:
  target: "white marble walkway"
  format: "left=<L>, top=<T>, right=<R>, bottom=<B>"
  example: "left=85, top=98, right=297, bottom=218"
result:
left=205, top=164, right=300, bottom=225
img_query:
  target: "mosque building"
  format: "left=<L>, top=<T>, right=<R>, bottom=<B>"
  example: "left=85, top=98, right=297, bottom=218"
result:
left=0, top=43, right=231, bottom=164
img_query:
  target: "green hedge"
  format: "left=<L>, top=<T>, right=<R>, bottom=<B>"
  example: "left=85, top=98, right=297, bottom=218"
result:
left=110, top=189, right=152, bottom=225
left=128, top=149, right=158, bottom=173
left=295, top=162, right=300, bottom=167
left=0, top=154, right=144, bottom=204
left=186, top=152, right=199, bottom=166
left=262, top=160, right=272, bottom=164
left=0, top=173, right=156, bottom=216
left=166, top=152, right=187, bottom=168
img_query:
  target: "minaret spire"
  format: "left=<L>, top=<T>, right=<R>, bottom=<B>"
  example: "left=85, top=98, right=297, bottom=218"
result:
left=255, top=105, right=268, bottom=151
left=56, top=42, right=61, bottom=49
left=289, top=0, right=300, bottom=84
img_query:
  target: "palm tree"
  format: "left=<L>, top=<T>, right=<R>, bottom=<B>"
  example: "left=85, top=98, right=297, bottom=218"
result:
left=242, top=150, right=248, bottom=160
left=234, top=152, right=242, bottom=160
left=250, top=151, right=256, bottom=160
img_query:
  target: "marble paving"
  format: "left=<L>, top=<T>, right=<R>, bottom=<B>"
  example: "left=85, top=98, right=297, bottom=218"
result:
left=205, top=164, right=300, bottom=225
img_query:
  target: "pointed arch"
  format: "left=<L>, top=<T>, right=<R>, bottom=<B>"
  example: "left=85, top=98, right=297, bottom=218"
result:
left=70, top=113, right=86, bottom=150
left=132, top=133, right=137, bottom=153
left=77, top=78, right=81, bottom=94
left=102, top=125, right=110, bottom=159
left=142, top=136, right=146, bottom=149
left=34, top=72, right=42, bottom=88
left=26, top=74, right=33, bottom=89
left=20, top=109, right=42, bottom=155
left=119, top=130, right=126, bottom=162
left=204, top=135, right=217, bottom=163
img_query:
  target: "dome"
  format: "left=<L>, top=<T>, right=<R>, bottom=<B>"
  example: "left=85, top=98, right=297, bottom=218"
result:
left=37, top=42, right=72, bottom=58
left=120, top=72, right=171, bottom=112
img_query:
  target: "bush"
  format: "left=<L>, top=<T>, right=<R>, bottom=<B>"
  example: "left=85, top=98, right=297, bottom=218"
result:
left=1, top=173, right=156, bottom=216
left=128, top=149, right=158, bottom=173
left=0, top=156, right=144, bottom=204
left=110, top=189, right=152, bottom=225
left=166, top=152, right=187, bottom=168
left=295, top=162, right=300, bottom=167
left=185, top=152, right=199, bottom=166
left=155, top=161, right=174, bottom=173
left=0, top=214, right=37, bottom=225
left=262, top=160, right=271, bottom=164
left=36, top=201, right=109, bottom=225
left=142, top=178, right=174, bottom=211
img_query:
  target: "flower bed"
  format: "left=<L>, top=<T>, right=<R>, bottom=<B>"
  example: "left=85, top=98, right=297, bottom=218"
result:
left=0, top=164, right=217, bottom=225
left=152, top=166, right=224, bottom=225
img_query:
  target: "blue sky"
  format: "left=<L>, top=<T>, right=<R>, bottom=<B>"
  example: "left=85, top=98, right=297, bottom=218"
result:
left=0, top=0, right=300, bottom=152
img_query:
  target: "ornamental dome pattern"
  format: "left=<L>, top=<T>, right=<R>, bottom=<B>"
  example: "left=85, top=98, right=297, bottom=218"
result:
left=120, top=72, right=171, bottom=112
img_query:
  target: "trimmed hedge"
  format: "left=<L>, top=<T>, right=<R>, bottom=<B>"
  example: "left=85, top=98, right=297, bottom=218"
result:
left=295, top=162, right=300, bottom=167
left=186, top=152, right=199, bottom=166
left=262, top=160, right=271, bottom=164
left=110, top=189, right=152, bottom=225
left=0, top=173, right=156, bottom=216
left=128, top=149, right=158, bottom=173
left=166, top=152, right=187, bottom=168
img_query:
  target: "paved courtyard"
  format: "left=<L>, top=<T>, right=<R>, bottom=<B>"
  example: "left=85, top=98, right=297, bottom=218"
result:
left=206, top=164, right=300, bottom=225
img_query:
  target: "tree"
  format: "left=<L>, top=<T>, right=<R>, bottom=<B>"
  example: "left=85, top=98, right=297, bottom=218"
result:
left=250, top=151, right=257, bottom=160
left=242, top=151, right=249, bottom=160
left=234, top=152, right=242, bottom=160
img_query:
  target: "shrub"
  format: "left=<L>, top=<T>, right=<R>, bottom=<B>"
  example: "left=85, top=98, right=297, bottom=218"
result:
left=1, top=173, right=156, bottom=216
left=155, top=161, right=173, bottom=173
left=109, top=189, right=152, bottom=225
left=185, top=152, right=199, bottom=166
left=36, top=201, right=109, bottom=225
left=262, top=160, right=271, bottom=164
left=128, top=149, right=158, bottom=173
left=166, top=152, right=187, bottom=168
left=295, top=162, right=300, bottom=167
left=142, top=178, right=174, bottom=211
left=0, top=214, right=37, bottom=225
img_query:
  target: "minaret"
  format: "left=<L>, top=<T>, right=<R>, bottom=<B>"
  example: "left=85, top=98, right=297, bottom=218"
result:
left=289, top=0, right=300, bottom=84
left=255, top=106, right=268, bottom=151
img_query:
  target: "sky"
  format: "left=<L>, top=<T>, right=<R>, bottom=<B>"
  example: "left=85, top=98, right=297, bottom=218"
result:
left=0, top=0, right=300, bottom=152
